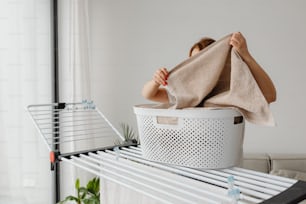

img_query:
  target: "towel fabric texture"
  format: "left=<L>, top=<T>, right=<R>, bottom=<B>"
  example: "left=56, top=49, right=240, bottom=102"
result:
left=166, top=34, right=275, bottom=126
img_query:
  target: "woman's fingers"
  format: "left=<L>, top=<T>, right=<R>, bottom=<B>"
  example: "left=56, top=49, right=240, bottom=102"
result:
left=160, top=67, right=168, bottom=77
left=230, top=32, right=250, bottom=60
left=230, top=38, right=239, bottom=48
left=153, top=74, right=165, bottom=85
left=230, top=32, right=243, bottom=48
left=153, top=68, right=168, bottom=86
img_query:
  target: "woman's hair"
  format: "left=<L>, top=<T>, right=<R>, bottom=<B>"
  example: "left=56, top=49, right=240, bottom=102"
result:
left=189, top=37, right=216, bottom=57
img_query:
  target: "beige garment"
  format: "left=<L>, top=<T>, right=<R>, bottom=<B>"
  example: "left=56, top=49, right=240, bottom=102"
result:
left=166, top=34, right=275, bottom=126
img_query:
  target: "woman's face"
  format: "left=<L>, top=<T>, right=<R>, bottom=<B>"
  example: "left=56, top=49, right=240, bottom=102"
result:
left=190, top=46, right=200, bottom=57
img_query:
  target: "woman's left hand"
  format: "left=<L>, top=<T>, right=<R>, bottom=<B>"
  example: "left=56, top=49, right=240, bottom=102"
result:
left=230, top=32, right=250, bottom=60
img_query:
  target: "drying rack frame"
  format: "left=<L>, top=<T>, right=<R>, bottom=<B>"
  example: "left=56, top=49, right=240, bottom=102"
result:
left=27, top=101, right=306, bottom=204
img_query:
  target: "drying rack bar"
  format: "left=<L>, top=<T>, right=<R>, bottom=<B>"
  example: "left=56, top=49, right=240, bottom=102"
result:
left=59, top=140, right=137, bottom=161
left=60, top=145, right=306, bottom=204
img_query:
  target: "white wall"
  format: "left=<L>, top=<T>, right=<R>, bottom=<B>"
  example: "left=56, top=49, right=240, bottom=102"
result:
left=88, top=0, right=306, bottom=154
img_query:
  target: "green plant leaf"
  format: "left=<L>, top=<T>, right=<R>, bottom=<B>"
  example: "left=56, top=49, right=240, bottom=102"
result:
left=84, top=197, right=100, bottom=204
left=57, top=195, right=80, bottom=204
left=75, top=178, right=80, bottom=190
left=87, top=180, right=93, bottom=192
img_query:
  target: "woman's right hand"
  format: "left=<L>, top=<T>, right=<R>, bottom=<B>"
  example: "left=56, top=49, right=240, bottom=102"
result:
left=153, top=68, right=169, bottom=86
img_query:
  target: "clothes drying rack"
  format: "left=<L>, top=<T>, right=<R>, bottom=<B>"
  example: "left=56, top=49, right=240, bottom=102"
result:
left=27, top=101, right=306, bottom=204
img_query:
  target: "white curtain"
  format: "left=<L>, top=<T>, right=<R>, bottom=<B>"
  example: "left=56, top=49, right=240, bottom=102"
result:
left=58, top=0, right=91, bottom=102
left=0, top=0, right=52, bottom=203
left=57, top=0, right=95, bottom=200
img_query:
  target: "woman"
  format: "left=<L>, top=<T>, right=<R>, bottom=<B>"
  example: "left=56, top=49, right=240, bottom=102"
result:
left=142, top=32, right=277, bottom=104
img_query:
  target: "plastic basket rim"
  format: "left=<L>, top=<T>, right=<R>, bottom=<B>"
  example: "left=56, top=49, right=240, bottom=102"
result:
left=133, top=104, right=243, bottom=119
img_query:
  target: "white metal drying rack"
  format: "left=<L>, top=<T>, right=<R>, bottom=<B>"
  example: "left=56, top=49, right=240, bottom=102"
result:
left=28, top=101, right=306, bottom=204
left=27, top=100, right=126, bottom=157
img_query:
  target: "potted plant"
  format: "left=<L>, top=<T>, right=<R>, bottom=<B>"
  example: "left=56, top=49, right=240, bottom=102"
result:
left=120, top=123, right=138, bottom=143
left=58, top=177, right=100, bottom=204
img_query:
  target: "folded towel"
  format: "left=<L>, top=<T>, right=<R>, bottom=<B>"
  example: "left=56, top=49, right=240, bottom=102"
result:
left=166, top=34, right=275, bottom=126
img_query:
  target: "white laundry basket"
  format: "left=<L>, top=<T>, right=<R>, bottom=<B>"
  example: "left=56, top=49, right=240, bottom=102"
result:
left=133, top=104, right=245, bottom=169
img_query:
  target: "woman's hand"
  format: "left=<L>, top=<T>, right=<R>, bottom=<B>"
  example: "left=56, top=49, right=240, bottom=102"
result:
left=142, top=67, right=170, bottom=103
left=153, top=67, right=169, bottom=86
left=230, top=32, right=250, bottom=60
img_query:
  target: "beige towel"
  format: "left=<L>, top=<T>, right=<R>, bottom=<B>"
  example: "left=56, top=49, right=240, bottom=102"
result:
left=166, top=34, right=275, bottom=126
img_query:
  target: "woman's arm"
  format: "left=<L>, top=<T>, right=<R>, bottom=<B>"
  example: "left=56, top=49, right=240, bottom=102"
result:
left=230, top=32, right=277, bottom=103
left=142, top=68, right=170, bottom=103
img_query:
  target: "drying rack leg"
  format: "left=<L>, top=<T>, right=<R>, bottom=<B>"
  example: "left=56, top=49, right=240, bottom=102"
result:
left=51, top=163, right=60, bottom=203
